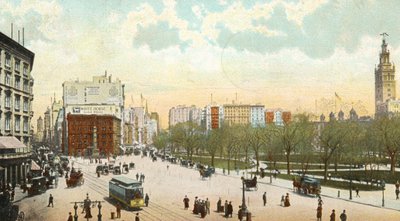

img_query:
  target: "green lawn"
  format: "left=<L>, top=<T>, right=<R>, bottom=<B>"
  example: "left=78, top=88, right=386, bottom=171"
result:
left=306, top=170, right=400, bottom=185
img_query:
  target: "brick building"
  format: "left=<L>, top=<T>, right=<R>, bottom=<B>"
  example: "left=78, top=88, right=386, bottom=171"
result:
left=66, top=114, right=121, bottom=157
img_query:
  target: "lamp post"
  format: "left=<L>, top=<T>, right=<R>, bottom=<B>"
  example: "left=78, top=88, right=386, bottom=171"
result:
left=381, top=180, right=385, bottom=207
left=73, top=202, right=78, bottom=221
left=97, top=201, right=102, bottom=221
left=240, top=177, right=250, bottom=221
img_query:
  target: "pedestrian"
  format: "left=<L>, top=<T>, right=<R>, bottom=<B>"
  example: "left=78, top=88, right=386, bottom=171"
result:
left=339, top=210, right=347, bottom=221
left=183, top=195, right=190, bottom=209
left=136, top=173, right=139, bottom=180
left=135, top=212, right=140, bottom=221
left=284, top=193, right=290, bottom=207
left=396, top=189, right=400, bottom=200
left=280, top=195, right=285, bottom=206
left=142, top=174, right=145, bottom=183
left=262, top=192, right=267, bottom=206
left=145, top=193, right=149, bottom=207
left=223, top=168, right=225, bottom=175
left=67, top=212, right=73, bottom=221
left=48, top=194, right=54, bottom=207
left=227, top=201, right=233, bottom=218
left=330, top=209, right=336, bottom=221
left=116, top=203, right=121, bottom=218
left=355, top=187, right=360, bottom=197
left=224, top=200, right=228, bottom=217
left=316, top=205, right=322, bottom=221
left=205, top=198, right=210, bottom=214
left=167, top=165, right=169, bottom=170
left=217, top=197, right=222, bottom=212
left=318, top=196, right=323, bottom=206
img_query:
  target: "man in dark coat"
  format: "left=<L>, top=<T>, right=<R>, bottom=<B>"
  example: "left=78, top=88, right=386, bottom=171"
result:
left=135, top=213, right=140, bottom=221
left=339, top=210, right=347, bottom=221
left=263, top=192, right=267, bottom=206
left=316, top=205, right=322, bottom=221
left=67, top=212, right=73, bottom=221
left=183, top=195, right=189, bottom=209
left=116, top=203, right=121, bottom=218
left=48, top=194, right=54, bottom=207
left=330, top=209, right=336, bottom=221
left=144, top=193, right=149, bottom=207
left=227, top=202, right=233, bottom=218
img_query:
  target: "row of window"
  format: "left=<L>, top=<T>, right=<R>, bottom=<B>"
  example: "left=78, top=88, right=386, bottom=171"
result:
left=2, top=71, right=31, bottom=91
left=70, top=134, right=114, bottom=139
left=1, top=115, right=29, bottom=132
left=0, top=92, right=30, bottom=111
left=70, top=126, right=113, bottom=131
left=0, top=49, right=30, bottom=76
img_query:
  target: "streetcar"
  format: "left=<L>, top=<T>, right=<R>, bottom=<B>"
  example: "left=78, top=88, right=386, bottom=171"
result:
left=109, top=176, right=144, bottom=209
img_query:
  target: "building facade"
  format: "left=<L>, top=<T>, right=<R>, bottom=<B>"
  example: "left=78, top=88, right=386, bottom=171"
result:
left=0, top=31, right=34, bottom=186
left=375, top=36, right=396, bottom=115
left=250, top=105, right=265, bottom=127
left=35, top=116, right=44, bottom=143
left=202, top=105, right=224, bottom=130
left=223, top=104, right=251, bottom=126
left=168, top=105, right=202, bottom=127
left=66, top=114, right=121, bottom=156
left=62, top=73, right=125, bottom=154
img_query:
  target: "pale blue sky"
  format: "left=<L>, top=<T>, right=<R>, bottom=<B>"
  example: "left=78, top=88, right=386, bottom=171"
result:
left=1, top=0, right=399, bottom=127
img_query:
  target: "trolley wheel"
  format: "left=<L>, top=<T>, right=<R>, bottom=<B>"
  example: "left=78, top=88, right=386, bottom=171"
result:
left=17, top=211, right=25, bottom=221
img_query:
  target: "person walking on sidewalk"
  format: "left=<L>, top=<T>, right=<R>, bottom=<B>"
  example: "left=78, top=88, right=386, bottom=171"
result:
left=263, top=192, right=267, bottom=206
left=340, top=210, right=347, bottom=221
left=67, top=212, right=73, bottom=221
left=116, top=203, right=121, bottom=218
left=145, top=193, right=149, bottom=207
left=355, top=187, right=360, bottom=197
left=48, top=194, right=54, bottom=207
left=316, top=205, right=322, bottom=221
left=135, top=213, right=140, bottom=221
left=330, top=209, right=336, bottom=221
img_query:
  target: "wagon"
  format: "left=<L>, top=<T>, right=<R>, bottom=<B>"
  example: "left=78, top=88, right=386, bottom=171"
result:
left=66, top=170, right=84, bottom=187
left=122, top=164, right=129, bottom=173
left=22, top=176, right=47, bottom=196
left=293, top=176, right=321, bottom=196
left=199, top=167, right=215, bottom=179
left=243, top=176, right=258, bottom=191
left=129, top=162, right=135, bottom=169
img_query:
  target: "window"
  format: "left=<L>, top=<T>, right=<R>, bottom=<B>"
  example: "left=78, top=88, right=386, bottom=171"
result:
left=15, top=95, right=20, bottom=111
left=5, top=72, right=11, bottom=86
left=5, top=94, right=11, bottom=108
left=15, top=59, right=20, bottom=72
left=15, top=76, right=20, bottom=89
left=23, top=117, right=28, bottom=132
left=23, top=64, right=28, bottom=76
left=15, top=116, right=20, bottom=132
left=23, top=80, right=28, bottom=92
left=5, top=53, right=11, bottom=68
left=23, top=98, right=29, bottom=112
left=5, top=115, right=11, bottom=131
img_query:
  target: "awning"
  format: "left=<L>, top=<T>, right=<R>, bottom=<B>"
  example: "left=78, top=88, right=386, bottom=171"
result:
left=30, top=161, right=41, bottom=171
left=0, top=136, right=26, bottom=149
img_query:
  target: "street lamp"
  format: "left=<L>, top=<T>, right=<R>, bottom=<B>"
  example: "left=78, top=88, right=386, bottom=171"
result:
left=381, top=180, right=385, bottom=207
left=349, top=163, right=352, bottom=200
left=240, top=177, right=250, bottom=221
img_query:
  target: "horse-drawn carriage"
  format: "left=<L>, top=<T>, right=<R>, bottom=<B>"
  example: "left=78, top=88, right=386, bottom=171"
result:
left=122, top=163, right=129, bottom=173
left=293, top=176, right=321, bottom=196
left=0, top=191, right=24, bottom=221
left=22, top=176, right=47, bottom=196
left=199, top=167, right=215, bottom=179
left=66, top=169, right=84, bottom=187
left=243, top=176, right=258, bottom=191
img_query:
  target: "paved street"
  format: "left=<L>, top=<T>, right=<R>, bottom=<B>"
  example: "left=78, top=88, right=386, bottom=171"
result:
left=14, top=154, right=400, bottom=221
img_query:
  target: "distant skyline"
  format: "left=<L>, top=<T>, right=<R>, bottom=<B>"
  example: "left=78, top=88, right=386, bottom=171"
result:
left=1, top=0, right=400, bottom=128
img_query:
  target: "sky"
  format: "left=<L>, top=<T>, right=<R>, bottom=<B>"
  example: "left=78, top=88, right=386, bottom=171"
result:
left=1, top=0, right=400, bottom=128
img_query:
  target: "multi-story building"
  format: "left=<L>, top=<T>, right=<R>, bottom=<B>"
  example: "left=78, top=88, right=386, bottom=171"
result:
left=150, top=112, right=160, bottom=133
left=375, top=35, right=396, bottom=115
left=62, top=73, right=125, bottom=154
left=35, top=116, right=44, bottom=142
left=265, top=109, right=291, bottom=126
left=250, top=105, right=265, bottom=127
left=66, top=114, right=121, bottom=156
left=203, top=104, right=224, bottom=130
left=43, top=107, right=51, bottom=143
left=0, top=31, right=35, bottom=185
left=168, top=105, right=202, bottom=127
left=223, top=104, right=251, bottom=126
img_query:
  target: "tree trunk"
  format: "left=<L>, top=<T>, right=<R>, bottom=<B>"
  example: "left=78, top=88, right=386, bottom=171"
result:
left=227, top=155, right=231, bottom=175
left=255, top=152, right=259, bottom=174
left=323, top=160, right=329, bottom=181
left=211, top=155, right=215, bottom=167
left=286, top=153, right=291, bottom=175
left=390, top=154, right=397, bottom=174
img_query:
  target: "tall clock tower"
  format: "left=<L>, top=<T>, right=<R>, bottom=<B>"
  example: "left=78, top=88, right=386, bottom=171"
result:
left=375, top=34, right=396, bottom=114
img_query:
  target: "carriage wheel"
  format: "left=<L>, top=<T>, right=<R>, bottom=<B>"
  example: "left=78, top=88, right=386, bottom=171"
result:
left=17, top=211, right=25, bottom=221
